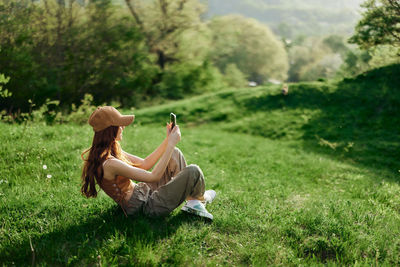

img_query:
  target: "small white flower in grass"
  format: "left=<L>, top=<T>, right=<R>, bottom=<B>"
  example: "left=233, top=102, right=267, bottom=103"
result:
left=47, top=174, right=52, bottom=179
left=43, top=165, right=47, bottom=170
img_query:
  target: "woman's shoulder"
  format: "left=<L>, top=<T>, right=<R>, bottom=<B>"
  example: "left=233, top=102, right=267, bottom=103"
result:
left=103, top=157, right=123, bottom=181
left=103, top=156, right=136, bottom=181
left=103, top=157, right=123, bottom=168
left=103, top=157, right=132, bottom=172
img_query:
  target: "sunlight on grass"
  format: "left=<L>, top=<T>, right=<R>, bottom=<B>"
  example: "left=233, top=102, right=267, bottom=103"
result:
left=1, top=122, right=399, bottom=265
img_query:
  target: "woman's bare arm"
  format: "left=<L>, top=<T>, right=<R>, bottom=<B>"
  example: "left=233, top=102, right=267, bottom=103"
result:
left=123, top=123, right=172, bottom=170
left=105, top=126, right=181, bottom=183
left=122, top=151, right=144, bottom=167
left=142, top=137, right=169, bottom=170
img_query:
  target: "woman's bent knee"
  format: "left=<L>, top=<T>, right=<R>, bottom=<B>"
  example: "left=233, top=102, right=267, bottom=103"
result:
left=186, top=164, right=202, bottom=177
left=185, top=165, right=205, bottom=198
left=173, top=147, right=183, bottom=157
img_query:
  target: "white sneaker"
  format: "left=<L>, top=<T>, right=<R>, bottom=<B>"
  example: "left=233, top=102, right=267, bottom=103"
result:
left=204, top=190, right=217, bottom=204
left=181, top=200, right=213, bottom=220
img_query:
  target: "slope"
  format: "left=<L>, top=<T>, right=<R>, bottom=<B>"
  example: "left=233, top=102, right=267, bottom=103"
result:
left=136, top=64, right=400, bottom=177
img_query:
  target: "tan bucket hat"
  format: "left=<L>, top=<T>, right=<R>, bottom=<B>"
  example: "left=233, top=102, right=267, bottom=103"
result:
left=88, top=106, right=135, bottom=132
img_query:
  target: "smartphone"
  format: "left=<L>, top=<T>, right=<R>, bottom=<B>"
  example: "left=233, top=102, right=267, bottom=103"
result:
left=170, top=113, right=176, bottom=129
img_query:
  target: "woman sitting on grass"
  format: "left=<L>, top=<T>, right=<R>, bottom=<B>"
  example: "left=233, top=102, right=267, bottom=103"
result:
left=80, top=106, right=216, bottom=220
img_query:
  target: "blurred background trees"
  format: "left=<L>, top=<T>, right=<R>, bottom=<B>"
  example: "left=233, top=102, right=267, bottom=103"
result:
left=208, top=15, right=288, bottom=84
left=124, top=0, right=222, bottom=99
left=0, top=0, right=151, bottom=111
left=0, top=0, right=221, bottom=112
left=206, top=0, right=364, bottom=39
left=0, top=0, right=399, bottom=113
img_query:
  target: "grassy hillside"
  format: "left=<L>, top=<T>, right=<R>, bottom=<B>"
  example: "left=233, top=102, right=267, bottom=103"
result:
left=136, top=64, right=400, bottom=177
left=1, top=64, right=399, bottom=265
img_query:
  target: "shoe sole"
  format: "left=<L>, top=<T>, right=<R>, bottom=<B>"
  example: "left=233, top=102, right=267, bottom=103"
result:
left=181, top=206, right=213, bottom=220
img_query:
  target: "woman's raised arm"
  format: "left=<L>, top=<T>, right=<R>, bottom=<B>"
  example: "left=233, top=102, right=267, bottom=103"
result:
left=122, top=151, right=144, bottom=167
left=106, top=125, right=181, bottom=183
left=124, top=123, right=172, bottom=170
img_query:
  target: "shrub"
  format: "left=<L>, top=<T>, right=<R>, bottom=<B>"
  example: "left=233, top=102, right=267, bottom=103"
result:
left=67, top=94, right=97, bottom=125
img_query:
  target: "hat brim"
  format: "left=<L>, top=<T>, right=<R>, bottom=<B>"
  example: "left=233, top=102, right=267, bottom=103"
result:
left=119, top=115, right=135, bottom=127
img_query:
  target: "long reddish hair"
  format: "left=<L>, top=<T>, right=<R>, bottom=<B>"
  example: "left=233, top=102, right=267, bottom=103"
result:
left=80, top=126, right=131, bottom=198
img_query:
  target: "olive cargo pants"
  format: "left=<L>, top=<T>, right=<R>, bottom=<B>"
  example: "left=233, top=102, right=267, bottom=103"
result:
left=125, top=148, right=206, bottom=217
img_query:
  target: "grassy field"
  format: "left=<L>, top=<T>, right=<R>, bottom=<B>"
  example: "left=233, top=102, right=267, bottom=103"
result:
left=1, top=65, right=399, bottom=265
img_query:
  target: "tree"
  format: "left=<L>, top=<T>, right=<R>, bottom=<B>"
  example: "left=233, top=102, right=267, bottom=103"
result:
left=338, top=49, right=372, bottom=77
left=124, top=0, right=210, bottom=70
left=123, top=0, right=224, bottom=99
left=223, top=63, right=247, bottom=88
left=0, top=0, right=150, bottom=111
left=208, top=15, right=288, bottom=84
left=349, top=0, right=400, bottom=48
left=337, top=45, right=400, bottom=77
left=287, top=36, right=346, bottom=82
left=323, top=35, right=349, bottom=56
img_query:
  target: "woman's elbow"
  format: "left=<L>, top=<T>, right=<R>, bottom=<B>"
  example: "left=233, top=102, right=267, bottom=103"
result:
left=149, top=173, right=161, bottom=183
left=140, top=160, right=151, bottom=171
left=144, top=165, right=152, bottom=171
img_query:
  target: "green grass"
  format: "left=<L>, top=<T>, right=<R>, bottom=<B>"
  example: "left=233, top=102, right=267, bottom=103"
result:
left=1, top=64, right=400, bottom=265
left=136, top=64, right=400, bottom=177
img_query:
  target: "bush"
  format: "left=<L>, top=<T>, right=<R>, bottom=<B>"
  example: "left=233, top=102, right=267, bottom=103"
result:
left=223, top=64, right=247, bottom=88
left=156, top=61, right=224, bottom=99
left=31, top=99, right=62, bottom=125
left=67, top=94, right=97, bottom=125
left=0, top=93, right=97, bottom=126
left=0, top=73, right=11, bottom=99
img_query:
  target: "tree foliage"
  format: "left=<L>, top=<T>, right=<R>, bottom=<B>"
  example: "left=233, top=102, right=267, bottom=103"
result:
left=207, top=0, right=363, bottom=39
left=338, top=45, right=400, bottom=77
left=2, top=0, right=377, bottom=113
left=124, top=0, right=210, bottom=69
left=0, top=0, right=222, bottom=112
left=0, top=73, right=11, bottom=99
left=208, top=15, right=288, bottom=84
left=287, top=36, right=345, bottom=82
left=223, top=64, right=247, bottom=88
left=349, top=0, right=400, bottom=48
left=0, top=0, right=151, bottom=111
left=123, top=0, right=222, bottom=98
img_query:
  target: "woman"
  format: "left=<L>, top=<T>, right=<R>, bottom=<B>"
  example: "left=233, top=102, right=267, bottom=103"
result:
left=81, top=106, right=216, bottom=220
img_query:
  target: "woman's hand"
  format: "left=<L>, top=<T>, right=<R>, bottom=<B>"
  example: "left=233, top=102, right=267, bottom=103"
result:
left=166, top=122, right=173, bottom=137
left=168, top=125, right=181, bottom=146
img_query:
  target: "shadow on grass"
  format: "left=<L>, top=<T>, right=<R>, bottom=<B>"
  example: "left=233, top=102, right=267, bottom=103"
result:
left=241, top=64, right=400, bottom=180
left=5, top=206, right=209, bottom=266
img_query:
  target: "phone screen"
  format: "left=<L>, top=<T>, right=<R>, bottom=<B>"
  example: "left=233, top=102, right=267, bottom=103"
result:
left=170, top=113, right=176, bottom=129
